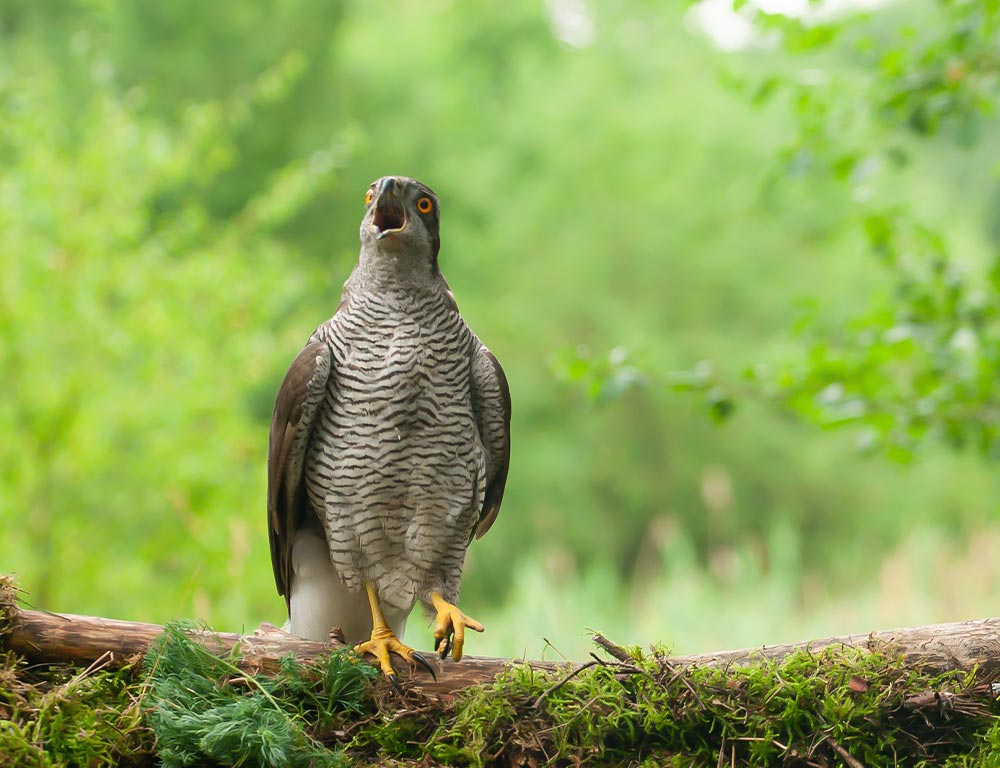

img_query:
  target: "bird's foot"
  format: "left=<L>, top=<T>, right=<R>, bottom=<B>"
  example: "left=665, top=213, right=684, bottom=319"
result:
left=430, top=592, right=484, bottom=661
left=355, top=625, right=435, bottom=688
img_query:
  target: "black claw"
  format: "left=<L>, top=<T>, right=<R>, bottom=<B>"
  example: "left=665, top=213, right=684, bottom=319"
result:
left=438, top=635, right=453, bottom=660
left=387, top=673, right=402, bottom=694
left=412, top=651, right=437, bottom=680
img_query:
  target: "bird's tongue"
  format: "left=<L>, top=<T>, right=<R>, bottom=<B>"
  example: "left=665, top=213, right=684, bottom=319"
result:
left=374, top=196, right=405, bottom=235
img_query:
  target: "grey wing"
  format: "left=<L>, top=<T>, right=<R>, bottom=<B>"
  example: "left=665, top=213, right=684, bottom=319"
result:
left=470, top=343, right=511, bottom=539
left=267, top=340, right=332, bottom=608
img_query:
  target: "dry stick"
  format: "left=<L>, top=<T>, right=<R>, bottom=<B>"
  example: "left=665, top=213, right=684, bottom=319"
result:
left=828, top=738, right=867, bottom=768
left=592, top=633, right=633, bottom=663
left=530, top=729, right=551, bottom=763
left=531, top=660, right=600, bottom=709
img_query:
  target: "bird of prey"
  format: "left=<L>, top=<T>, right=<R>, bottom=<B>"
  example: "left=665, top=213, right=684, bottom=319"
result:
left=267, top=176, right=511, bottom=681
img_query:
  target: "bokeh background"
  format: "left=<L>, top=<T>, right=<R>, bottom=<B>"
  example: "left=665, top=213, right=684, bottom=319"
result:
left=2, top=0, right=999, bottom=660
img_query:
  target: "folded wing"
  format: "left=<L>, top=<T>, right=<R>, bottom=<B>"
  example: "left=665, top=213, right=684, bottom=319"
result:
left=267, top=340, right=332, bottom=608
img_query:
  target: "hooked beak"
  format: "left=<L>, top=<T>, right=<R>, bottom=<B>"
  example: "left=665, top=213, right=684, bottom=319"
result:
left=372, top=178, right=406, bottom=239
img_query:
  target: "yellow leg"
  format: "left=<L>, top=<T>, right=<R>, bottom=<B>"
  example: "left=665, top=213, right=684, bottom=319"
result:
left=356, top=581, right=434, bottom=684
left=430, top=591, right=484, bottom=662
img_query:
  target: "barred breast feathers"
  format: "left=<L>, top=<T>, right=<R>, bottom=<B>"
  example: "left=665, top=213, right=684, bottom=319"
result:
left=302, top=275, right=485, bottom=612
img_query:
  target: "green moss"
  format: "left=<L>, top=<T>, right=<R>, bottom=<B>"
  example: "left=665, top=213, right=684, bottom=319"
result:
left=1, top=609, right=997, bottom=767
left=143, top=621, right=378, bottom=768
left=0, top=651, right=151, bottom=767
left=0, top=575, right=151, bottom=765
left=420, top=645, right=1000, bottom=767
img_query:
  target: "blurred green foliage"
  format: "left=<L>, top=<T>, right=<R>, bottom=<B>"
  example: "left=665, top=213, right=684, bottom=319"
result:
left=1, top=0, right=999, bottom=659
left=573, top=0, right=1000, bottom=459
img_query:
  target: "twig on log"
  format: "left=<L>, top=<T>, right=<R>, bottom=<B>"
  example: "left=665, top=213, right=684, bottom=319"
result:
left=828, top=737, right=867, bottom=768
left=593, top=633, right=632, bottom=663
left=905, top=691, right=954, bottom=713
left=532, top=660, right=600, bottom=709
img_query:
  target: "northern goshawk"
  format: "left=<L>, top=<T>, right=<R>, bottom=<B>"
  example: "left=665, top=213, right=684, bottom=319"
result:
left=267, top=176, right=511, bottom=680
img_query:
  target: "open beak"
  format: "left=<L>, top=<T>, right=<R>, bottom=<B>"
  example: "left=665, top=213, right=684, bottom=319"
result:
left=372, top=178, right=406, bottom=239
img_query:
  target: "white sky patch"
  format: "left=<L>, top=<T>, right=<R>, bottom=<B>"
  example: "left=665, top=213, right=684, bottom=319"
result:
left=687, top=0, right=892, bottom=52
left=546, top=0, right=596, bottom=48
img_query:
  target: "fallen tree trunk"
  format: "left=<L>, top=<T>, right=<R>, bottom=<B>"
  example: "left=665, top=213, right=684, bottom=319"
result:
left=670, top=616, right=1000, bottom=673
left=3, top=607, right=547, bottom=697
left=5, top=605, right=1000, bottom=695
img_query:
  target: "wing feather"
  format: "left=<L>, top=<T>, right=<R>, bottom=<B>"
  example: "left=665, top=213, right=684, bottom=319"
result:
left=267, top=340, right=332, bottom=607
left=471, top=344, right=511, bottom=539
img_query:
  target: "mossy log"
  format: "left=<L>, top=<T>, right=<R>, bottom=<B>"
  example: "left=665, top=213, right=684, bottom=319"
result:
left=3, top=608, right=540, bottom=697
left=6, top=604, right=1000, bottom=695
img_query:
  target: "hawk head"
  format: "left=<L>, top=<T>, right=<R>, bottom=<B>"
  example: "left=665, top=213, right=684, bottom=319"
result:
left=360, top=176, right=441, bottom=266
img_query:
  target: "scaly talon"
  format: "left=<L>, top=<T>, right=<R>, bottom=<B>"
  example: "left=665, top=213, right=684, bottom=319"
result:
left=356, top=626, right=421, bottom=680
left=430, top=591, right=484, bottom=662
left=357, top=581, right=434, bottom=684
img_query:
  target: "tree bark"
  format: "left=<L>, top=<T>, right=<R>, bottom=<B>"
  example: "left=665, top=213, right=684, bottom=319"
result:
left=3, top=607, right=560, bottom=696
left=669, top=617, right=1000, bottom=673
left=5, top=606, right=1000, bottom=696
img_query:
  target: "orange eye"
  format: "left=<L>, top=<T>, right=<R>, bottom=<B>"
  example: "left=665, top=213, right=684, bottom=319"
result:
left=417, top=196, right=433, bottom=214
left=365, top=189, right=374, bottom=205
